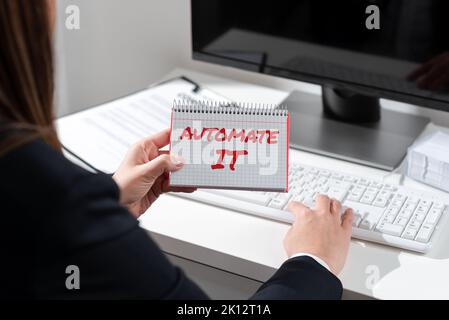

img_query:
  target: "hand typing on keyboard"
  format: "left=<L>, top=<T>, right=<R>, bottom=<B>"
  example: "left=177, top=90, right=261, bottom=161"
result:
left=284, top=195, right=354, bottom=275
left=177, top=164, right=449, bottom=253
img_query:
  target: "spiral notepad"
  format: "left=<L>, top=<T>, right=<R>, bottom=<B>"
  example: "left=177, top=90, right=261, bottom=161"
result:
left=169, top=101, right=290, bottom=192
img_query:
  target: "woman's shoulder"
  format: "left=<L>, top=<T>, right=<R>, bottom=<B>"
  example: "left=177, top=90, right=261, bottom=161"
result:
left=0, top=138, right=138, bottom=248
left=0, top=138, right=119, bottom=214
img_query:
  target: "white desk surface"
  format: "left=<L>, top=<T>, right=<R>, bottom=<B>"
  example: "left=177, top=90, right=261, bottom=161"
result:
left=134, top=68, right=449, bottom=299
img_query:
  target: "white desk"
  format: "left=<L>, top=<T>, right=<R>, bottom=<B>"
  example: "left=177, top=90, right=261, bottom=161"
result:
left=123, top=69, right=449, bottom=299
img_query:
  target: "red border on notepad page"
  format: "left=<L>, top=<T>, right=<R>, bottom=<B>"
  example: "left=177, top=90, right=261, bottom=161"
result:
left=169, top=109, right=174, bottom=185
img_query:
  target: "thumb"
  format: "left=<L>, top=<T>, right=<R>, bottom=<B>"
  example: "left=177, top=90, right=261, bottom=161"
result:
left=142, top=154, right=185, bottom=178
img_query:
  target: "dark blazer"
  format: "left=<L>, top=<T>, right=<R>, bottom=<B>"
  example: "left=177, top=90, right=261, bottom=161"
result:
left=0, top=139, right=342, bottom=299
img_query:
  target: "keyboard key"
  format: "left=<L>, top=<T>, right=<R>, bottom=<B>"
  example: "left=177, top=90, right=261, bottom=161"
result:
left=358, top=178, right=371, bottom=186
left=394, top=217, right=409, bottom=227
left=393, top=193, right=407, bottom=201
left=360, top=192, right=377, bottom=205
left=347, top=191, right=363, bottom=202
left=382, top=214, right=397, bottom=224
left=415, top=224, right=435, bottom=243
left=398, top=208, right=414, bottom=220
left=402, top=200, right=418, bottom=212
left=416, top=204, right=431, bottom=216
left=288, top=186, right=299, bottom=195
left=433, top=202, right=445, bottom=210
left=344, top=176, right=358, bottom=183
left=353, top=185, right=366, bottom=193
left=366, top=187, right=379, bottom=194
left=276, top=193, right=292, bottom=201
left=269, top=196, right=291, bottom=210
left=379, top=190, right=392, bottom=197
left=402, top=227, right=419, bottom=240
left=369, top=181, right=384, bottom=189
left=319, top=170, right=331, bottom=177
left=309, top=182, right=319, bottom=190
left=383, top=184, right=398, bottom=192
left=407, top=197, right=420, bottom=205
left=331, top=173, right=344, bottom=180
left=359, top=219, right=376, bottom=230
left=384, top=206, right=400, bottom=217
left=326, top=187, right=349, bottom=202
left=373, top=194, right=389, bottom=208
left=410, top=218, right=424, bottom=228
left=292, top=195, right=305, bottom=202
left=390, top=194, right=407, bottom=208
left=376, top=223, right=404, bottom=237
left=426, top=208, right=443, bottom=225
left=329, top=180, right=351, bottom=188
left=379, top=190, right=392, bottom=198
left=317, top=177, right=328, bottom=185
left=352, top=212, right=363, bottom=227
left=302, top=191, right=314, bottom=200
left=302, top=174, right=315, bottom=183
left=291, top=181, right=304, bottom=190
left=419, top=199, right=433, bottom=208
left=414, top=213, right=427, bottom=223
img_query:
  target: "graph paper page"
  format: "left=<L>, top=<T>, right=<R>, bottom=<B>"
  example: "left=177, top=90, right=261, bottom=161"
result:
left=170, top=107, right=289, bottom=192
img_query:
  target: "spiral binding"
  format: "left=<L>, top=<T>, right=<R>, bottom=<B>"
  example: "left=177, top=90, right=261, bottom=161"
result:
left=173, top=100, right=288, bottom=116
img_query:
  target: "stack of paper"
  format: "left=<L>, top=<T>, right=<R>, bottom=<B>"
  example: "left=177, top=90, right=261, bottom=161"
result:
left=407, top=131, right=449, bottom=191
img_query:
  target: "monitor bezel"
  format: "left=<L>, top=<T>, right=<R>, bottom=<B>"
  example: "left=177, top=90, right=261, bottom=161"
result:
left=193, top=50, right=449, bottom=112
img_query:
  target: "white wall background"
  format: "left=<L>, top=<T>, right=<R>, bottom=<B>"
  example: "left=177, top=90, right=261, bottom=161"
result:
left=56, top=0, right=191, bottom=116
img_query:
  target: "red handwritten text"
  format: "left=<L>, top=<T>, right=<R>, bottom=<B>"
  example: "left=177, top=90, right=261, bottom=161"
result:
left=180, top=127, right=279, bottom=145
left=211, top=149, right=249, bottom=171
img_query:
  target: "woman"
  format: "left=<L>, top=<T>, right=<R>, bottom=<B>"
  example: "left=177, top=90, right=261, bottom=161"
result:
left=0, top=0, right=353, bottom=299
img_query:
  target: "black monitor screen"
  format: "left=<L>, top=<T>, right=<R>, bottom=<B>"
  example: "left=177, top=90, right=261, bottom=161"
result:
left=192, top=0, right=449, bottom=111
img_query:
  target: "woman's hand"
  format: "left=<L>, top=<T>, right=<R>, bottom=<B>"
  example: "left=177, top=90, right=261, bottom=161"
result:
left=284, top=195, right=354, bottom=275
left=112, top=129, right=195, bottom=218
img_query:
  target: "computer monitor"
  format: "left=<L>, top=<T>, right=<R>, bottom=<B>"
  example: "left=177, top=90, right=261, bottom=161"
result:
left=191, top=0, right=449, bottom=170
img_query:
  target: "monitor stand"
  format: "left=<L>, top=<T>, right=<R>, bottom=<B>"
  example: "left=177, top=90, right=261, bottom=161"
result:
left=284, top=86, right=430, bottom=171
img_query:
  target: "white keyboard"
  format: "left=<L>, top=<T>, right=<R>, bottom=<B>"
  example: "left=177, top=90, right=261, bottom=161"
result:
left=173, top=163, right=449, bottom=253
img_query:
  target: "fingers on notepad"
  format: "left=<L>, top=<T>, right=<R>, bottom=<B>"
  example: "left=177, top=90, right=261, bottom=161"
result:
left=143, top=154, right=183, bottom=177
left=144, top=129, right=171, bottom=149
